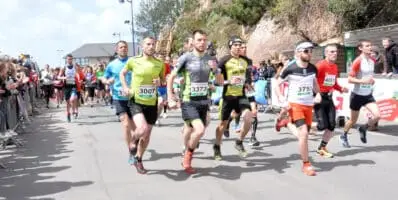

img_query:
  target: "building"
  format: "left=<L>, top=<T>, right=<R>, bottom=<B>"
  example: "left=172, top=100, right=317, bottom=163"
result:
left=66, top=42, right=140, bottom=66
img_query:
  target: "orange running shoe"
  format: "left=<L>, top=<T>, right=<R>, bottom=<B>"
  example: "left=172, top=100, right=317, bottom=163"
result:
left=302, top=162, right=316, bottom=176
left=182, top=150, right=196, bottom=174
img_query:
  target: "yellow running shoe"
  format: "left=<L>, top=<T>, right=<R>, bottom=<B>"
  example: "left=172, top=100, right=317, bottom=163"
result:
left=316, top=148, right=334, bottom=158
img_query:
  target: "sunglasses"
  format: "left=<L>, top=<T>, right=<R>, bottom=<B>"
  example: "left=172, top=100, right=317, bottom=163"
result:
left=301, top=49, right=313, bottom=54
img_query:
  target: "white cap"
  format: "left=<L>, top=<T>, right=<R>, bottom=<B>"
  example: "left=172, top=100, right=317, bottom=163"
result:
left=295, top=42, right=314, bottom=52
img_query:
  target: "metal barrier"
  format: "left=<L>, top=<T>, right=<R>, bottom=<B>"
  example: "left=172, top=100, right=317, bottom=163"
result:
left=0, top=83, right=38, bottom=169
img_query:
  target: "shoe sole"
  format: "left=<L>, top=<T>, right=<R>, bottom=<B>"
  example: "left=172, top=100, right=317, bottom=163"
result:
left=214, top=155, right=222, bottom=161
left=249, top=142, right=260, bottom=146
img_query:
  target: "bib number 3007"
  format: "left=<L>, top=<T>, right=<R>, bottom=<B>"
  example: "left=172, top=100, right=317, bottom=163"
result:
left=191, top=82, right=208, bottom=97
left=138, top=85, right=156, bottom=99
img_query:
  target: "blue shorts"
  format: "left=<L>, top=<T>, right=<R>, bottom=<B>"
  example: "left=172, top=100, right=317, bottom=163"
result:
left=158, top=86, right=167, bottom=99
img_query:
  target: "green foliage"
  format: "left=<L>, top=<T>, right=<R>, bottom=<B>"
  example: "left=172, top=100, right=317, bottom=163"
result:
left=328, top=0, right=398, bottom=30
left=217, top=0, right=274, bottom=26
left=270, top=0, right=305, bottom=27
left=183, top=0, right=200, bottom=12
left=135, top=0, right=184, bottom=38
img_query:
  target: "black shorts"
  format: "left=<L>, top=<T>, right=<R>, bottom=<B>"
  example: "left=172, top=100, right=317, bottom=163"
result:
left=64, top=85, right=77, bottom=100
left=181, top=101, right=209, bottom=126
left=221, top=97, right=251, bottom=121
left=86, top=87, right=95, bottom=98
left=129, top=100, right=158, bottom=125
left=96, top=82, right=105, bottom=90
left=314, top=93, right=336, bottom=131
left=114, top=100, right=132, bottom=119
left=349, top=93, right=376, bottom=111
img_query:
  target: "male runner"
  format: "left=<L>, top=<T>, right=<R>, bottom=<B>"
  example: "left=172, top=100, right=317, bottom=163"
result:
left=315, top=44, right=348, bottom=157
left=120, top=37, right=165, bottom=174
left=102, top=40, right=136, bottom=164
left=167, top=30, right=215, bottom=173
left=96, top=64, right=106, bottom=104
left=213, top=36, right=254, bottom=160
left=340, top=39, right=380, bottom=148
left=63, top=54, right=79, bottom=122
left=276, top=41, right=322, bottom=176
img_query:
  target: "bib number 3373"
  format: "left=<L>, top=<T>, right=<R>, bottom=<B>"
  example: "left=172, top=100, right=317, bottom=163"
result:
left=138, top=85, right=156, bottom=99
left=191, top=82, right=208, bottom=97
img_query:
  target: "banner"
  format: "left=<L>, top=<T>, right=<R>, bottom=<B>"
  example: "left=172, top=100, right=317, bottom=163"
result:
left=270, top=78, right=398, bottom=122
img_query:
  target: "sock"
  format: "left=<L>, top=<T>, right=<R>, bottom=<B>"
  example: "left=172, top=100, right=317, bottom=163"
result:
left=318, top=140, right=328, bottom=150
left=303, top=161, right=310, bottom=165
left=163, top=105, right=167, bottom=113
left=235, top=139, right=243, bottom=145
left=234, top=114, right=241, bottom=125
left=343, top=131, right=348, bottom=137
left=188, top=148, right=194, bottom=153
left=226, top=117, right=232, bottom=130
left=135, top=156, right=142, bottom=162
left=129, top=146, right=137, bottom=156
left=251, top=117, right=258, bottom=137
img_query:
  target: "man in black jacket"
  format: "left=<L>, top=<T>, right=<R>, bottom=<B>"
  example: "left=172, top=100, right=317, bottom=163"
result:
left=382, top=37, right=398, bottom=74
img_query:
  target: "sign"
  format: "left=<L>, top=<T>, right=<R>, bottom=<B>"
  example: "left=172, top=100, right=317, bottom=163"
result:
left=270, top=77, right=398, bottom=122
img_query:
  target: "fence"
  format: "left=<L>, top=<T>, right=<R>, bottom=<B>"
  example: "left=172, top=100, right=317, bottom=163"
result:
left=0, top=82, right=38, bottom=169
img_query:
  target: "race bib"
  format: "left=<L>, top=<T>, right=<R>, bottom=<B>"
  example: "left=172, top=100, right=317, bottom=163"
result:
left=66, top=78, right=75, bottom=85
left=232, top=75, right=245, bottom=87
left=190, top=82, right=208, bottom=97
left=323, top=74, right=336, bottom=86
left=296, top=84, right=313, bottom=97
left=245, top=89, right=255, bottom=97
left=138, top=85, right=156, bottom=99
left=360, top=84, right=372, bottom=90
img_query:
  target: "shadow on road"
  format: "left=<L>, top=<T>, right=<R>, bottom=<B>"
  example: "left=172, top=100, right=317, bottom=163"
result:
left=373, top=124, right=398, bottom=137
left=0, top=112, right=93, bottom=200
left=336, top=144, right=398, bottom=157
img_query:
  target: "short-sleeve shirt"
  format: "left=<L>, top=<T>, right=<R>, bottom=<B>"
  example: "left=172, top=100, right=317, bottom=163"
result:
left=104, top=57, right=131, bottom=100
left=349, top=55, right=375, bottom=96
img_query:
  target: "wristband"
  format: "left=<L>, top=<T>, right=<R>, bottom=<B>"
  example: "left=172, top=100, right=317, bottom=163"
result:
left=223, top=80, right=230, bottom=85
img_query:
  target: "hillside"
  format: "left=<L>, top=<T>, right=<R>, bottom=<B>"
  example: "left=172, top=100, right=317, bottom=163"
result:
left=158, top=0, right=398, bottom=64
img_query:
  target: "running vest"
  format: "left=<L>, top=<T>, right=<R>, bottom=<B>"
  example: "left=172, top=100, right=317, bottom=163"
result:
left=280, top=61, right=317, bottom=106
left=218, top=55, right=251, bottom=97
left=349, top=55, right=375, bottom=96
left=65, top=66, right=76, bottom=85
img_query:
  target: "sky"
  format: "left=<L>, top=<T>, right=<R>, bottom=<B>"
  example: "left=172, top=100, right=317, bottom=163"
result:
left=0, top=0, right=141, bottom=68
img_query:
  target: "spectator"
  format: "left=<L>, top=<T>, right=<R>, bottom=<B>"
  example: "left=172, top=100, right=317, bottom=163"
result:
left=371, top=45, right=388, bottom=74
left=382, top=37, right=398, bottom=74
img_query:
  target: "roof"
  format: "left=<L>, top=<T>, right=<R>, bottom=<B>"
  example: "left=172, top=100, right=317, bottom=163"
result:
left=67, top=42, right=139, bottom=58
left=344, top=23, right=398, bottom=47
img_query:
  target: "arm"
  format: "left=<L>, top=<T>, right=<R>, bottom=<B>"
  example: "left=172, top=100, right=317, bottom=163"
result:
left=102, top=64, right=113, bottom=84
left=215, top=57, right=227, bottom=86
left=348, top=59, right=365, bottom=84
left=167, top=55, right=186, bottom=96
left=159, top=63, right=166, bottom=84
left=120, top=59, right=132, bottom=94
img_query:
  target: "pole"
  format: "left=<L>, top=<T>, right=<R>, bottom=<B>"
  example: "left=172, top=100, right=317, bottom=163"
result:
left=129, top=0, right=136, bottom=56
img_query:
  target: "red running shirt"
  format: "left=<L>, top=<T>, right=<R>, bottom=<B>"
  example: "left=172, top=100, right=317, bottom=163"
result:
left=316, top=60, right=342, bottom=93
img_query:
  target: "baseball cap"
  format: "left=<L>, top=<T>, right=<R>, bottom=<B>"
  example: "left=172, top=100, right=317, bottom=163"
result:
left=295, top=41, right=314, bottom=52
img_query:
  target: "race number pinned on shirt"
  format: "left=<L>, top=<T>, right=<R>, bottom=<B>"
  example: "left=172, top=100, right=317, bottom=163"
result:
left=360, top=84, right=372, bottom=90
left=323, top=74, right=336, bottom=86
left=232, top=75, right=245, bottom=87
left=138, top=85, right=156, bottom=99
left=190, top=82, right=208, bottom=97
left=297, top=84, right=313, bottom=98
left=245, top=89, right=255, bottom=97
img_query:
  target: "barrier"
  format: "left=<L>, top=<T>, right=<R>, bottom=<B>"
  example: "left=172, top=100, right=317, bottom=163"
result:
left=270, top=78, right=398, bottom=122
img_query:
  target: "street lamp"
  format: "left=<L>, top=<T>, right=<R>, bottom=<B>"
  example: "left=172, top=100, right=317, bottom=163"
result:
left=113, top=32, right=121, bottom=41
left=56, top=49, right=64, bottom=66
left=119, top=0, right=136, bottom=56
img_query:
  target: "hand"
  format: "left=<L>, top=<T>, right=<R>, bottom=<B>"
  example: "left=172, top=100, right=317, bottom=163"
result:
left=363, top=77, right=375, bottom=85
left=342, top=87, right=349, bottom=93
left=122, top=87, right=130, bottom=96
left=209, top=85, right=215, bottom=92
left=231, top=77, right=242, bottom=85
left=179, top=78, right=184, bottom=84
left=152, top=78, right=160, bottom=86
left=167, top=95, right=178, bottom=109
left=108, top=78, right=115, bottom=84
left=314, top=93, right=322, bottom=104
left=208, top=60, right=217, bottom=70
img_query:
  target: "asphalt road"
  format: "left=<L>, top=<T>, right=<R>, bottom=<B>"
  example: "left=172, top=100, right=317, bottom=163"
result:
left=1, top=103, right=397, bottom=200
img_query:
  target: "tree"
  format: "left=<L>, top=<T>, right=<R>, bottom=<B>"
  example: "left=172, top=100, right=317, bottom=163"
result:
left=135, top=0, right=184, bottom=38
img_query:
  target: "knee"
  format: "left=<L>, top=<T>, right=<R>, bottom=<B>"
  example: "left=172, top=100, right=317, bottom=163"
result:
left=242, top=110, right=253, bottom=121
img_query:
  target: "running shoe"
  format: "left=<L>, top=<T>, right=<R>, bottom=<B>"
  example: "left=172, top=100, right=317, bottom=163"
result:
left=358, top=125, right=367, bottom=144
left=74, top=112, right=78, bottom=119
left=182, top=150, right=196, bottom=174
left=234, top=142, right=248, bottom=158
left=275, top=118, right=288, bottom=132
left=223, top=130, right=230, bottom=138
left=316, top=147, right=334, bottom=158
left=134, top=161, right=147, bottom=174
left=302, top=162, right=316, bottom=176
left=339, top=134, right=351, bottom=148
left=249, top=136, right=260, bottom=146
left=213, top=144, right=222, bottom=161
left=67, top=114, right=71, bottom=123
left=128, top=155, right=136, bottom=165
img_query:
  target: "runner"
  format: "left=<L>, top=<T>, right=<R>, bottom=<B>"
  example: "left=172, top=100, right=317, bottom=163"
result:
left=102, top=40, right=136, bottom=165
left=167, top=29, right=215, bottom=173
left=341, top=39, right=381, bottom=148
left=314, top=44, right=348, bottom=158
left=120, top=36, right=165, bottom=174
left=213, top=36, right=254, bottom=160
left=95, top=64, right=106, bottom=104
left=61, top=54, right=79, bottom=122
left=276, top=41, right=321, bottom=176
left=52, top=67, right=64, bottom=108
left=155, top=54, right=171, bottom=126
left=84, top=66, right=97, bottom=107
left=40, top=64, right=52, bottom=109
